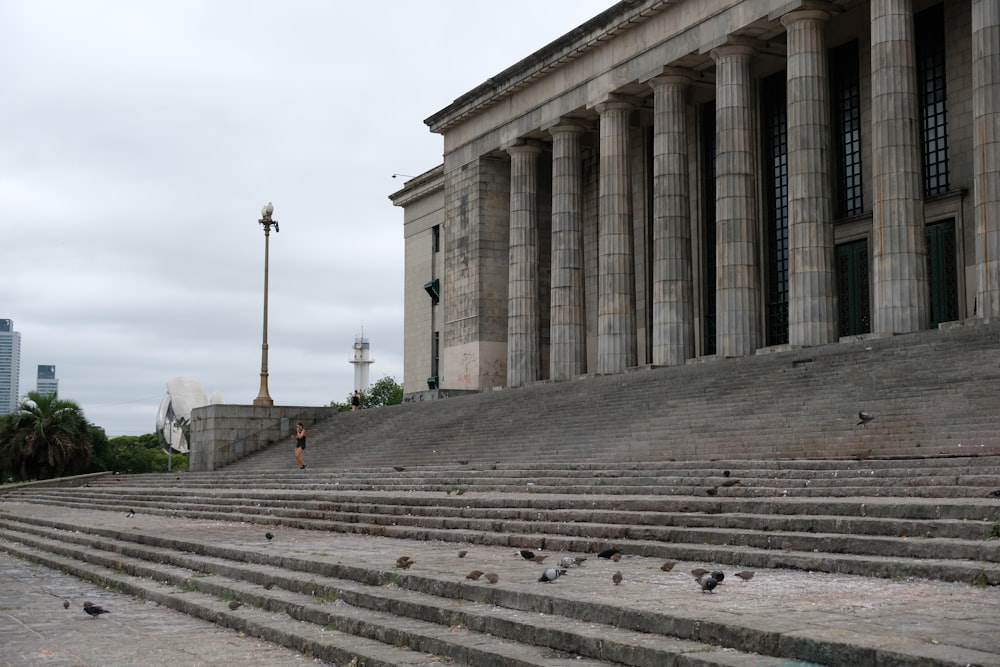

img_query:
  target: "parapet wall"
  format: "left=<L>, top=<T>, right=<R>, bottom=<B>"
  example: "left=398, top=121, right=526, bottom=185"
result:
left=188, top=404, right=338, bottom=472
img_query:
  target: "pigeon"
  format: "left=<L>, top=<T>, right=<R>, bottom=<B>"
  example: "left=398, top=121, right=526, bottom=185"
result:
left=518, top=549, right=537, bottom=560
left=83, top=601, right=109, bottom=618
left=660, top=560, right=677, bottom=572
left=697, top=576, right=718, bottom=593
left=538, top=568, right=567, bottom=583
left=734, top=570, right=755, bottom=581
left=395, top=556, right=414, bottom=569
left=228, top=600, right=243, bottom=610
left=63, top=600, right=70, bottom=609
left=265, top=532, right=274, bottom=541
left=720, top=479, right=740, bottom=487
left=466, top=570, right=484, bottom=580
left=597, top=548, right=621, bottom=559
left=722, top=470, right=731, bottom=478
left=532, top=555, right=548, bottom=563
left=987, top=489, right=1000, bottom=498
left=559, top=556, right=578, bottom=568
left=485, top=572, right=499, bottom=584
left=455, top=489, right=466, bottom=496
left=711, top=570, right=725, bottom=583
left=612, top=571, right=623, bottom=585
left=393, top=466, right=406, bottom=472
left=857, top=411, right=874, bottom=427
left=458, top=460, right=469, bottom=465
left=705, top=487, right=719, bottom=496
left=611, top=553, right=622, bottom=562
left=457, top=550, right=468, bottom=558
left=691, top=568, right=711, bottom=578
left=126, top=509, right=135, bottom=518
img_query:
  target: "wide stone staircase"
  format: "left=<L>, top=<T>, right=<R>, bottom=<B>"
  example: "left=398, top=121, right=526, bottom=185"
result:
left=231, top=319, right=1000, bottom=473
left=3, top=455, right=1000, bottom=666
left=2, top=320, right=1000, bottom=665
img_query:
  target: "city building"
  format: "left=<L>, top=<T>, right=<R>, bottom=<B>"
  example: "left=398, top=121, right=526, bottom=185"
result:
left=35, top=365, right=58, bottom=397
left=0, top=319, right=22, bottom=415
left=392, top=0, right=997, bottom=396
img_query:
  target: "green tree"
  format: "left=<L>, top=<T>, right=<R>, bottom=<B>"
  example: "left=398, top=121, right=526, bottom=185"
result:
left=0, top=391, right=95, bottom=482
left=329, top=376, right=404, bottom=410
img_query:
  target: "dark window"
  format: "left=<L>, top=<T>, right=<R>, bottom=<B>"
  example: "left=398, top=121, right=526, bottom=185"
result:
left=432, top=331, right=440, bottom=381
left=762, top=72, right=789, bottom=346
left=701, top=101, right=717, bottom=355
left=916, top=4, right=950, bottom=197
left=432, top=224, right=441, bottom=253
left=830, top=40, right=863, bottom=217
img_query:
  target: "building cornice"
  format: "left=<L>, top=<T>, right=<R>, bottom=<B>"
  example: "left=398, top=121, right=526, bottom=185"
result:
left=423, top=0, right=673, bottom=134
left=388, top=164, right=445, bottom=207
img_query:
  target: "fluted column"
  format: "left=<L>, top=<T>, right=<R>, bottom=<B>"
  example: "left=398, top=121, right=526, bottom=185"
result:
left=974, top=0, right=1000, bottom=319
left=782, top=9, right=837, bottom=346
left=548, top=122, right=587, bottom=380
left=871, top=0, right=929, bottom=332
left=711, top=44, right=761, bottom=357
left=506, top=142, right=542, bottom=387
left=650, top=73, right=694, bottom=365
left=595, top=99, right=637, bottom=374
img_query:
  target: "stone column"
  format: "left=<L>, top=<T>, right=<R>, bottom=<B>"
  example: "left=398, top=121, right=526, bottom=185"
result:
left=548, top=122, right=587, bottom=380
left=506, top=142, right=542, bottom=387
left=782, top=9, right=838, bottom=346
left=711, top=44, right=761, bottom=357
left=974, top=0, right=1000, bottom=319
left=595, top=99, right=637, bottom=374
left=870, top=0, right=929, bottom=332
left=649, top=72, right=694, bottom=365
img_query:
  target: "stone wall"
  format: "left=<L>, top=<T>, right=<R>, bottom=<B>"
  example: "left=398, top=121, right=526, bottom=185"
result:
left=188, top=404, right=338, bottom=472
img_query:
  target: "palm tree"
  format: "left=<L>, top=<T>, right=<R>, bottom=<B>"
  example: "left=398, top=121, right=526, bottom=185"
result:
left=0, top=391, right=94, bottom=481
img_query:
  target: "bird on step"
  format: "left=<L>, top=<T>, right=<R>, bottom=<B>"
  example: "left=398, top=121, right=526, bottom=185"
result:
left=660, top=560, right=677, bottom=572
left=734, top=570, right=755, bottom=581
left=697, top=576, right=718, bottom=593
left=83, top=601, right=109, bottom=618
left=612, top=571, right=623, bottom=585
left=857, top=411, right=874, bottom=427
left=597, top=548, right=621, bottom=559
left=538, top=568, right=567, bottom=583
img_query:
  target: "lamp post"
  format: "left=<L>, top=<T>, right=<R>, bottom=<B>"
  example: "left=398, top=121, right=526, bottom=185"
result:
left=254, top=202, right=279, bottom=406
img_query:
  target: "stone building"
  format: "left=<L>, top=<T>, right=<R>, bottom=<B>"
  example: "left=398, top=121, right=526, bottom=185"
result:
left=390, top=0, right=1000, bottom=398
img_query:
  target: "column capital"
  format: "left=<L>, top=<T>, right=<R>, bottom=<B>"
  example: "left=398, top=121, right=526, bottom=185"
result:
left=592, top=94, right=641, bottom=114
left=709, top=41, right=757, bottom=62
left=643, top=66, right=694, bottom=88
left=779, top=5, right=837, bottom=29
left=544, top=118, right=589, bottom=135
left=505, top=139, right=544, bottom=155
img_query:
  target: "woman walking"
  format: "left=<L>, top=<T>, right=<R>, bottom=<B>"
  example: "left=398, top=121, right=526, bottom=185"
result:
left=293, top=422, right=307, bottom=469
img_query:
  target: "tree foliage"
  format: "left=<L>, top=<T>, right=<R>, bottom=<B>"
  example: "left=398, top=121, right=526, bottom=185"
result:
left=0, top=391, right=95, bottom=482
left=329, top=376, right=403, bottom=411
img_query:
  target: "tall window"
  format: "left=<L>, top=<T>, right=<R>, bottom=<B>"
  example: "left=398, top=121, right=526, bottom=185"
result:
left=916, top=4, right=950, bottom=197
left=432, top=224, right=441, bottom=253
left=830, top=40, right=863, bottom=217
left=762, top=72, right=788, bottom=346
left=700, top=101, right=717, bottom=356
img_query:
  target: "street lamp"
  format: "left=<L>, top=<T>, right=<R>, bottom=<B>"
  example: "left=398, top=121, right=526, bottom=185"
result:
left=254, top=202, right=279, bottom=406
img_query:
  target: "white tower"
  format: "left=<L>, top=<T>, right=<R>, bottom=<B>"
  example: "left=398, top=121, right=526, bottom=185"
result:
left=349, top=333, right=374, bottom=391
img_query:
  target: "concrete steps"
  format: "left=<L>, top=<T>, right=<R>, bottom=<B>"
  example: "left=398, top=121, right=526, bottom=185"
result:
left=216, top=319, right=1000, bottom=471
left=7, top=457, right=999, bottom=586
left=0, top=514, right=833, bottom=667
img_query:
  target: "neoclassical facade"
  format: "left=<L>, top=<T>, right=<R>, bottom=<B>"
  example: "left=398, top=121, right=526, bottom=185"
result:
left=391, top=0, right=1000, bottom=396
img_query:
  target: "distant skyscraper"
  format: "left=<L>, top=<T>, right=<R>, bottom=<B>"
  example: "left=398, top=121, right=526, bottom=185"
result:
left=349, top=333, right=374, bottom=391
left=0, top=319, right=21, bottom=415
left=36, top=365, right=58, bottom=397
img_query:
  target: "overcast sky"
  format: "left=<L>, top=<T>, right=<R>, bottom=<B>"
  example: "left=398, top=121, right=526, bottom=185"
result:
left=1, top=1, right=614, bottom=436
